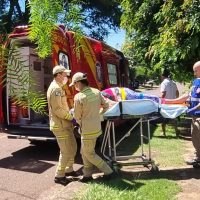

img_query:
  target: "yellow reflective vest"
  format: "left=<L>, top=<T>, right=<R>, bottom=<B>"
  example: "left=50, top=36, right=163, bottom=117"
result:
left=74, top=86, right=109, bottom=139
left=47, top=80, right=73, bottom=132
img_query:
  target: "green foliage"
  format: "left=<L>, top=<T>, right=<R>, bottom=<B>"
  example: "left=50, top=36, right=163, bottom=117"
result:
left=61, top=1, right=84, bottom=59
left=28, top=0, right=65, bottom=58
left=0, top=0, right=121, bottom=42
left=63, top=1, right=84, bottom=32
left=28, top=0, right=87, bottom=58
left=79, top=0, right=122, bottom=40
left=121, top=0, right=200, bottom=82
left=121, top=0, right=163, bottom=81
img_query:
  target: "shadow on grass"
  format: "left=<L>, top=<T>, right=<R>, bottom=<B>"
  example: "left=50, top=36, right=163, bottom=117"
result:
left=121, top=166, right=200, bottom=182
left=89, top=166, right=200, bottom=187
left=99, top=117, right=186, bottom=158
left=85, top=166, right=199, bottom=192
left=106, top=120, right=159, bottom=156
left=99, top=115, right=192, bottom=157
left=90, top=174, right=145, bottom=191
left=99, top=105, right=192, bottom=159
left=153, top=135, right=179, bottom=139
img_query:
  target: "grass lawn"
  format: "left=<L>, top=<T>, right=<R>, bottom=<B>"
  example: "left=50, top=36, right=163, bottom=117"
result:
left=75, top=178, right=180, bottom=200
left=74, top=120, right=187, bottom=200
left=143, top=124, right=186, bottom=167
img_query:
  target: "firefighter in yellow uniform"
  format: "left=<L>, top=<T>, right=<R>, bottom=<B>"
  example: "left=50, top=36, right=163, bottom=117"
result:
left=69, top=72, right=114, bottom=182
left=47, top=65, right=77, bottom=185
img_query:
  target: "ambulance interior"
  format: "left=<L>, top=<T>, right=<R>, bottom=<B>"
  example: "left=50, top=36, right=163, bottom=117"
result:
left=6, top=37, right=52, bottom=128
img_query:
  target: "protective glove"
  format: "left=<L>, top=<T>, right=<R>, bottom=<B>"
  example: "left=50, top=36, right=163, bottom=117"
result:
left=161, top=98, right=166, bottom=104
left=69, top=108, right=74, bottom=116
left=186, top=107, right=197, bottom=115
left=71, top=118, right=78, bottom=126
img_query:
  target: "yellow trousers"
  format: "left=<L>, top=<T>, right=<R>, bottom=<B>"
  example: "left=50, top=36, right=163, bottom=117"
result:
left=53, top=130, right=77, bottom=177
left=81, top=137, right=113, bottom=177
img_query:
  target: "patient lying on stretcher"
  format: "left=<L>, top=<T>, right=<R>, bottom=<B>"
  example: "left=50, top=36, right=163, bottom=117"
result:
left=101, top=87, right=161, bottom=107
left=101, top=87, right=188, bottom=119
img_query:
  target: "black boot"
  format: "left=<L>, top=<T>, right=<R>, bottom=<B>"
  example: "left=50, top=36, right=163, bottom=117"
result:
left=65, top=171, right=80, bottom=177
left=103, top=172, right=117, bottom=180
left=54, top=177, right=70, bottom=186
left=79, top=176, right=93, bottom=183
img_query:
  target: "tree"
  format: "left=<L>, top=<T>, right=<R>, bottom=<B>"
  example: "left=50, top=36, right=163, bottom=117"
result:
left=0, top=0, right=30, bottom=34
left=79, top=0, right=121, bottom=40
left=121, top=0, right=163, bottom=81
left=0, top=0, right=121, bottom=40
left=121, top=0, right=200, bottom=82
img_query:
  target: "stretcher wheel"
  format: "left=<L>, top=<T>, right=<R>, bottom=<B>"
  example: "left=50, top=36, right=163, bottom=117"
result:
left=193, top=162, right=200, bottom=168
left=112, top=162, right=121, bottom=174
left=150, top=164, right=159, bottom=174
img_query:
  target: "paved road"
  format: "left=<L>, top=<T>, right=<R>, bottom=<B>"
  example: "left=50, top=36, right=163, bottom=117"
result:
left=0, top=131, right=81, bottom=200
left=139, top=83, right=187, bottom=96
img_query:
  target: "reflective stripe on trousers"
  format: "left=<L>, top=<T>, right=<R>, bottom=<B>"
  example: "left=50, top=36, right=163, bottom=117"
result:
left=53, top=130, right=77, bottom=177
left=81, top=138, right=113, bottom=177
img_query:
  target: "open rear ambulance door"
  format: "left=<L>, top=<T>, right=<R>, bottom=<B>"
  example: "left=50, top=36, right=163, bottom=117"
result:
left=5, top=39, right=54, bottom=140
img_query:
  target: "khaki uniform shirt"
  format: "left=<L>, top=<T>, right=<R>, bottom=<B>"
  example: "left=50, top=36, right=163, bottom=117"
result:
left=74, top=86, right=109, bottom=139
left=47, top=80, right=73, bottom=132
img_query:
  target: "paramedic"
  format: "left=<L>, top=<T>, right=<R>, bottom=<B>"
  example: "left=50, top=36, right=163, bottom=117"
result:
left=165, top=61, right=200, bottom=165
left=69, top=72, right=114, bottom=182
left=160, top=69, right=179, bottom=136
left=47, top=65, right=77, bottom=185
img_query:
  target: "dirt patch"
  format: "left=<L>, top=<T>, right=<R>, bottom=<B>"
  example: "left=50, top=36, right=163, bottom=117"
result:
left=177, top=178, right=200, bottom=200
left=176, top=140, right=200, bottom=200
left=38, top=181, right=86, bottom=200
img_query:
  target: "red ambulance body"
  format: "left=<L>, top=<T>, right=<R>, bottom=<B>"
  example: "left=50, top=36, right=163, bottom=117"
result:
left=0, top=25, right=129, bottom=140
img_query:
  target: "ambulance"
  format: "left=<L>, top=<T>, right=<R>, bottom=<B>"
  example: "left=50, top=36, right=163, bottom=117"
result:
left=0, top=25, right=129, bottom=141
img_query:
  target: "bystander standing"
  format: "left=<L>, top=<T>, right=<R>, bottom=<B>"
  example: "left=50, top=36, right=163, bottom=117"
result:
left=160, top=69, right=179, bottom=136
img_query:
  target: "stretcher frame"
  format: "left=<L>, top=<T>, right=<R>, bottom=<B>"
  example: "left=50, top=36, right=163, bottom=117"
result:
left=101, top=103, right=159, bottom=173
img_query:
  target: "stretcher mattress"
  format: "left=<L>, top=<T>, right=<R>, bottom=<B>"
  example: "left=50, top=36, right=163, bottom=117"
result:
left=104, top=99, right=188, bottom=118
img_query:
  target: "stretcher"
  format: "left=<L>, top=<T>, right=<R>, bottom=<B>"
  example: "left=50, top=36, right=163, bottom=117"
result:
left=101, top=99, right=188, bottom=173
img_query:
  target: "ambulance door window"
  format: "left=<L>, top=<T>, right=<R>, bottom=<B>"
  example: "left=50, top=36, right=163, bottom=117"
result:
left=59, top=52, right=70, bottom=69
left=107, top=63, right=117, bottom=85
left=31, top=56, right=44, bottom=93
left=96, top=61, right=103, bottom=83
